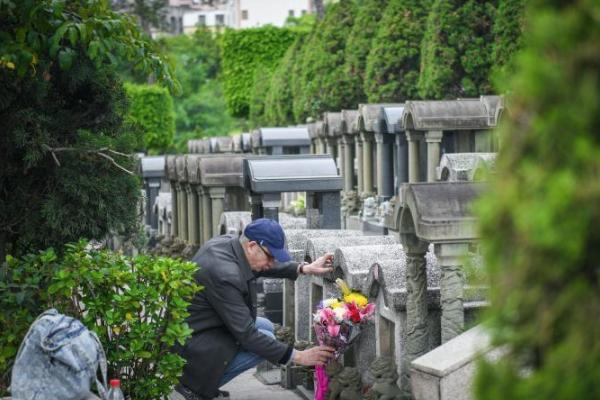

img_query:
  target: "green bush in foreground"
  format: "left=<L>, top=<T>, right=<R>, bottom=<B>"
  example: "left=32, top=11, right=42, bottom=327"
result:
left=0, top=241, right=200, bottom=399
left=474, top=1, right=600, bottom=399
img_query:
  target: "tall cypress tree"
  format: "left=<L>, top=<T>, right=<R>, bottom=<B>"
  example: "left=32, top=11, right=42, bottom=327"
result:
left=265, top=35, right=306, bottom=126
left=490, top=0, right=525, bottom=78
left=294, top=0, right=357, bottom=122
left=418, top=0, right=497, bottom=99
left=343, top=0, right=388, bottom=107
left=474, top=1, right=600, bottom=399
left=364, top=0, right=431, bottom=102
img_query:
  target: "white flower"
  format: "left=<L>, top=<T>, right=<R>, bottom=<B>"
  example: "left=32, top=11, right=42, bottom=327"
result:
left=323, top=298, right=338, bottom=308
left=333, top=307, right=346, bottom=323
left=313, top=312, right=322, bottom=323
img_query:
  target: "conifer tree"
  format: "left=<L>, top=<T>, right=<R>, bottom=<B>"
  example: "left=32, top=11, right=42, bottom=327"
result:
left=343, top=0, right=388, bottom=107
left=474, top=1, right=600, bottom=399
left=490, top=0, right=525, bottom=77
left=364, top=0, right=431, bottom=102
left=265, top=36, right=306, bottom=125
left=418, top=0, right=497, bottom=99
left=293, top=0, right=357, bottom=122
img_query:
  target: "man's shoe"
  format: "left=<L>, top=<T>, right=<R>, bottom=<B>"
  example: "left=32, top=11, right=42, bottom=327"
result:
left=172, top=384, right=204, bottom=400
left=172, top=384, right=230, bottom=400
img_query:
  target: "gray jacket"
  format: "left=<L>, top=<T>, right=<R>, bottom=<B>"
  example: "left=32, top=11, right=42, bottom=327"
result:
left=175, top=235, right=299, bottom=398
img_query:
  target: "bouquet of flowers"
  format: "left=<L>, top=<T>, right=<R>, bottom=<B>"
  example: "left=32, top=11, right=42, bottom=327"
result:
left=313, top=278, right=375, bottom=400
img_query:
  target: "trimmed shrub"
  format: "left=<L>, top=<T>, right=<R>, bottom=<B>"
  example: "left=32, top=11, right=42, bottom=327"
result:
left=293, top=0, right=357, bottom=122
left=125, top=83, right=176, bottom=154
left=0, top=241, right=200, bottom=399
left=418, top=0, right=497, bottom=99
left=220, top=26, right=297, bottom=118
left=474, top=1, right=600, bottom=399
left=364, top=0, right=431, bottom=102
left=264, top=35, right=307, bottom=126
left=343, top=0, right=388, bottom=107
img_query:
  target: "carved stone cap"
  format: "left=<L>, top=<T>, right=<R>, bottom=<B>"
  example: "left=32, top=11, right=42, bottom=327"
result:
left=437, top=153, right=497, bottom=182
left=214, top=136, right=234, bottom=153
left=379, top=106, right=406, bottom=134
left=359, top=103, right=403, bottom=134
left=255, top=127, right=311, bottom=147
left=333, top=244, right=403, bottom=292
left=323, top=112, right=343, bottom=138
left=403, top=96, right=504, bottom=131
left=175, top=155, right=188, bottom=182
left=199, top=154, right=244, bottom=187
left=399, top=182, right=484, bottom=242
left=341, top=109, right=360, bottom=135
left=166, top=155, right=178, bottom=180
left=141, top=156, right=165, bottom=179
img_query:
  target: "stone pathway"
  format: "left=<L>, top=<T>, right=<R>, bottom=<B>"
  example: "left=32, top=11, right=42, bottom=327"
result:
left=221, top=368, right=303, bottom=400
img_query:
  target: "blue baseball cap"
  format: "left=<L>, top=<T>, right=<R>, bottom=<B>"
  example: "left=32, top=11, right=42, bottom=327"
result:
left=243, top=218, right=292, bottom=263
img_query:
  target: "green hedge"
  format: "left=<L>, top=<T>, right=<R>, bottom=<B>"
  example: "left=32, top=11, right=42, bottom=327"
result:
left=125, top=83, right=175, bottom=153
left=0, top=241, right=200, bottom=399
left=342, top=0, right=388, bottom=107
left=248, top=65, right=274, bottom=128
left=220, top=26, right=297, bottom=118
left=474, top=1, right=600, bottom=399
left=418, top=0, right=497, bottom=99
left=293, top=0, right=357, bottom=122
left=364, top=0, right=432, bottom=102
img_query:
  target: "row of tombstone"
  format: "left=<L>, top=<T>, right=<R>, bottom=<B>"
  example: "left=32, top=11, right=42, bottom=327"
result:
left=304, top=96, right=500, bottom=234
left=136, top=97, right=503, bottom=400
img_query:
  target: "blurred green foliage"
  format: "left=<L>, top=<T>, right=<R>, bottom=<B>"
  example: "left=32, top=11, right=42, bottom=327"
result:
left=0, top=241, right=200, bottom=399
left=474, top=1, right=600, bottom=399
left=220, top=26, right=297, bottom=118
left=364, top=0, right=431, bottom=102
left=125, top=83, right=176, bottom=153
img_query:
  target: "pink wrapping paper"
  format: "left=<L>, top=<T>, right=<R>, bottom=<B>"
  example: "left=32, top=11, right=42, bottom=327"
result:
left=314, top=364, right=329, bottom=400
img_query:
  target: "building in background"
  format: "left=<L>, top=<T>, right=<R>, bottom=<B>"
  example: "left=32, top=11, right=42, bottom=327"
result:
left=166, top=0, right=313, bottom=35
left=227, top=0, right=312, bottom=29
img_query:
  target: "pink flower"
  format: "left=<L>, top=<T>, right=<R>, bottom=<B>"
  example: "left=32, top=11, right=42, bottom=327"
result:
left=360, top=303, right=375, bottom=320
left=321, top=307, right=341, bottom=337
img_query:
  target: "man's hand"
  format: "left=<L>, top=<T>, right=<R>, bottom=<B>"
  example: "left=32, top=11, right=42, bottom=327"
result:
left=293, top=345, right=335, bottom=366
left=304, top=253, right=334, bottom=276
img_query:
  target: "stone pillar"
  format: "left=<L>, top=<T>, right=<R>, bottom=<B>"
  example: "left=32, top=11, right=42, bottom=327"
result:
left=186, top=185, right=195, bottom=243
left=193, top=186, right=204, bottom=244
left=434, top=242, right=468, bottom=343
left=261, top=193, right=281, bottom=222
left=170, top=182, right=179, bottom=238
left=395, top=133, right=409, bottom=190
left=425, top=130, right=444, bottom=182
left=361, top=132, right=374, bottom=195
left=188, top=185, right=200, bottom=245
left=318, top=138, right=327, bottom=155
left=355, top=136, right=364, bottom=194
left=201, top=186, right=212, bottom=244
left=342, top=135, right=354, bottom=192
left=404, top=240, right=429, bottom=391
left=178, top=183, right=189, bottom=241
left=337, top=137, right=345, bottom=177
left=209, top=187, right=226, bottom=238
left=375, top=133, right=395, bottom=200
left=406, top=130, right=423, bottom=183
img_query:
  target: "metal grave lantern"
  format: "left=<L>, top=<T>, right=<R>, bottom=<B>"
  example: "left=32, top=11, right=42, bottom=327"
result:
left=243, top=155, right=343, bottom=228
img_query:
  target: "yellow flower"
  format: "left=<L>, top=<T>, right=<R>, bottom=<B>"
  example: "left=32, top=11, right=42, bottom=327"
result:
left=330, top=299, right=344, bottom=309
left=336, top=278, right=368, bottom=307
left=343, top=292, right=368, bottom=308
